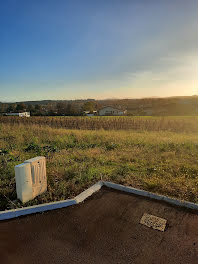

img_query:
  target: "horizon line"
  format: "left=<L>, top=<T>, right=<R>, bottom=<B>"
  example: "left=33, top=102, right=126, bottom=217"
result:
left=1, top=95, right=198, bottom=104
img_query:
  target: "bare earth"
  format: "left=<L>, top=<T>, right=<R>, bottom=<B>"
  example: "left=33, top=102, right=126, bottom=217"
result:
left=0, top=187, right=198, bottom=264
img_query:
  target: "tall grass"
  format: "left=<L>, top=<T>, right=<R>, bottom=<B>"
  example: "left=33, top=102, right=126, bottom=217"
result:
left=0, top=123, right=198, bottom=210
left=1, top=116, right=198, bottom=132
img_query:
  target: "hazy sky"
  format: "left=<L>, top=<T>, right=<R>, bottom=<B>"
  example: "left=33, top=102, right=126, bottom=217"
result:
left=1, top=0, right=198, bottom=101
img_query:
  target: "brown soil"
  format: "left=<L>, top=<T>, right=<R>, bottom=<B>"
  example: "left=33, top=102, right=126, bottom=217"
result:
left=0, top=187, right=198, bottom=264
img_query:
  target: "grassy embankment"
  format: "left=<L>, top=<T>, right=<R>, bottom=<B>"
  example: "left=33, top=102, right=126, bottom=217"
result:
left=0, top=117, right=198, bottom=210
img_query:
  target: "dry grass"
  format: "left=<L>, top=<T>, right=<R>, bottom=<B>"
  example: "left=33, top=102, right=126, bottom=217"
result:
left=0, top=121, right=198, bottom=210
left=1, top=116, right=198, bottom=132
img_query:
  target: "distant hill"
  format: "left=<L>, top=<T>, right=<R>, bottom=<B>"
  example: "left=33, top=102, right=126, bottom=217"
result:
left=1, top=96, right=198, bottom=116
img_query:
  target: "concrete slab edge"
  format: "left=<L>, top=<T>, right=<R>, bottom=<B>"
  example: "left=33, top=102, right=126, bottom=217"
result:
left=103, top=181, right=198, bottom=210
left=1, top=180, right=198, bottom=221
left=0, top=181, right=103, bottom=221
left=0, top=199, right=77, bottom=221
left=75, top=181, right=103, bottom=203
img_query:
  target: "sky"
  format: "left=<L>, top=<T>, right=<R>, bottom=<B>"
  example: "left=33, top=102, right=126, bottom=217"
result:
left=1, top=0, right=198, bottom=102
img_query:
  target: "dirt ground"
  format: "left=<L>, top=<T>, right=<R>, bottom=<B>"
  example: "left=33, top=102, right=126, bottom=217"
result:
left=0, top=187, right=198, bottom=264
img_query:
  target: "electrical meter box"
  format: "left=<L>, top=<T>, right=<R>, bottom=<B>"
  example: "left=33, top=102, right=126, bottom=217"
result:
left=15, top=156, right=47, bottom=203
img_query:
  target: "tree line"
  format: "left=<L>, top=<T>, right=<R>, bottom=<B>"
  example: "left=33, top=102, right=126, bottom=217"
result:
left=0, top=101, right=100, bottom=116
left=1, top=96, right=198, bottom=116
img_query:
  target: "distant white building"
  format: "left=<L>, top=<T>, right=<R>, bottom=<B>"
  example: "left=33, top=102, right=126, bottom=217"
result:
left=6, top=112, right=30, bottom=117
left=98, top=106, right=127, bottom=116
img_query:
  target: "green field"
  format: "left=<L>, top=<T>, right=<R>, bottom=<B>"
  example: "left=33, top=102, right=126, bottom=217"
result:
left=0, top=117, right=198, bottom=210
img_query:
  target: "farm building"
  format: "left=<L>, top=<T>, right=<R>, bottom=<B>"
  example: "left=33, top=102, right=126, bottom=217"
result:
left=5, top=112, right=30, bottom=117
left=98, top=106, right=126, bottom=116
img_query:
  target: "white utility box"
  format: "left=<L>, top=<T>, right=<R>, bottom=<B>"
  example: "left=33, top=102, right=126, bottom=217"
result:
left=15, top=156, right=47, bottom=203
